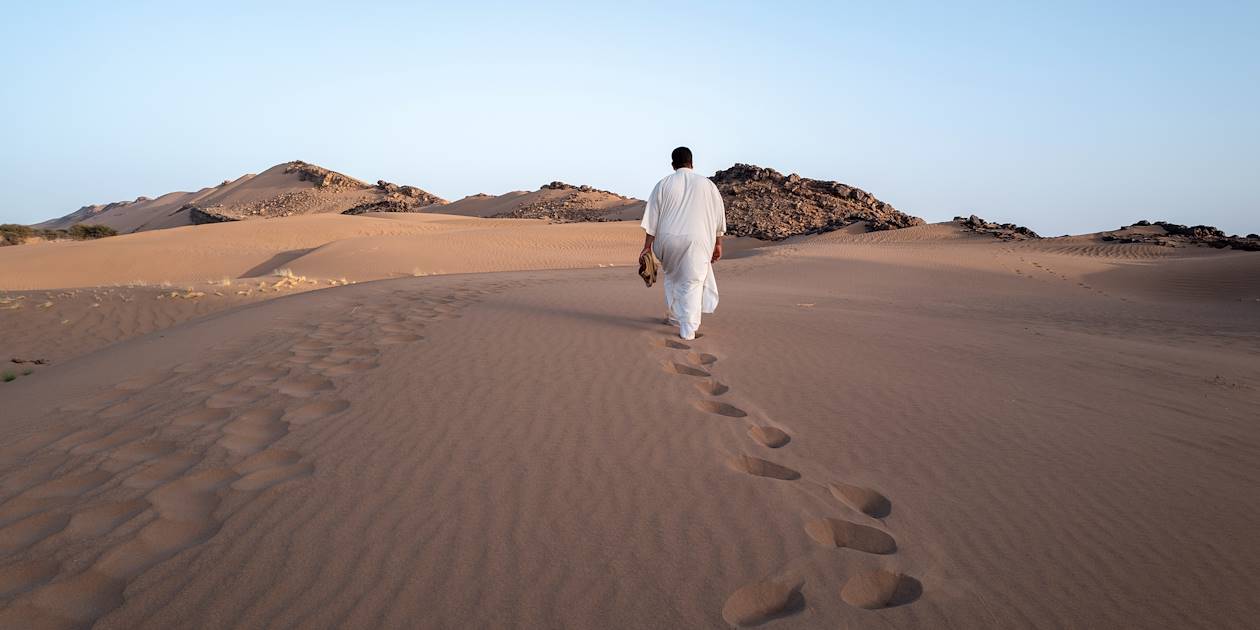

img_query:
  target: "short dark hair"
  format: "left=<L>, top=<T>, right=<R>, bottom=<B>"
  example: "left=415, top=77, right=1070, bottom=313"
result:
left=671, top=146, right=693, bottom=169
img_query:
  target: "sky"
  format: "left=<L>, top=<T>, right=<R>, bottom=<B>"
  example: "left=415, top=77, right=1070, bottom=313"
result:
left=1, top=1, right=1257, bottom=236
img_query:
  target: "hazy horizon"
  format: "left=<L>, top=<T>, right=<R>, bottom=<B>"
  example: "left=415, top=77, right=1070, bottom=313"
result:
left=2, top=1, right=1257, bottom=236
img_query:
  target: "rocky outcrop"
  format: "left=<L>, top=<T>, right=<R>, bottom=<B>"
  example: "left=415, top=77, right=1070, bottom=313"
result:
left=284, top=161, right=366, bottom=191
left=482, top=183, right=642, bottom=222
left=187, top=205, right=236, bottom=225
left=956, top=214, right=1040, bottom=240
left=539, top=181, right=630, bottom=198
left=710, top=164, right=923, bottom=240
left=372, top=180, right=447, bottom=206
left=1102, top=221, right=1260, bottom=251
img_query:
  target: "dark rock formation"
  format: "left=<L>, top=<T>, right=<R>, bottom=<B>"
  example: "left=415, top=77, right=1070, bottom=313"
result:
left=372, top=180, right=446, bottom=208
left=187, top=205, right=236, bottom=225
left=709, top=164, right=923, bottom=240
left=343, top=199, right=431, bottom=215
left=955, top=214, right=1041, bottom=240
left=539, top=181, right=629, bottom=197
left=1104, top=221, right=1259, bottom=251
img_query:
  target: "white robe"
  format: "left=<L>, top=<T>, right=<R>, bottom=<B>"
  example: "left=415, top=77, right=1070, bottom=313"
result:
left=640, top=167, right=727, bottom=340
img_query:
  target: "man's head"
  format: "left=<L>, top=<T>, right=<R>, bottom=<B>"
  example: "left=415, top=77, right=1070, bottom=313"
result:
left=671, top=146, right=693, bottom=170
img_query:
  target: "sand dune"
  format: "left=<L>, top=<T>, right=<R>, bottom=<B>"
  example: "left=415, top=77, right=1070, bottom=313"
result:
left=34, top=162, right=445, bottom=234
left=1, top=217, right=1258, bottom=628
left=0, top=213, right=642, bottom=291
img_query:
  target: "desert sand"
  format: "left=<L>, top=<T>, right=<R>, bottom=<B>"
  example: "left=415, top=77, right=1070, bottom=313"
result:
left=1, top=216, right=1258, bottom=629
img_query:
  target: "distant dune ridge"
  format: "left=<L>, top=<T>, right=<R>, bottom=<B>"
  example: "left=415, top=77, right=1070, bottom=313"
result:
left=35, top=161, right=448, bottom=234
left=433, top=181, right=646, bottom=222
left=33, top=160, right=925, bottom=242
left=30, top=160, right=1260, bottom=252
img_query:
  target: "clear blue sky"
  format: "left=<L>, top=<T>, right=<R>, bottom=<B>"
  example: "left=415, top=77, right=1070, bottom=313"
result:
left=2, top=1, right=1257, bottom=235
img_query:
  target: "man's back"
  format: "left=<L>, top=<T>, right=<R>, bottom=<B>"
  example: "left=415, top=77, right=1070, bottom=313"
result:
left=641, top=168, right=726, bottom=242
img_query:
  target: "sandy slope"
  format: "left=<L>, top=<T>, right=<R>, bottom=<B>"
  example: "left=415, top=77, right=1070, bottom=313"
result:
left=1, top=223, right=1258, bottom=629
left=0, top=213, right=643, bottom=291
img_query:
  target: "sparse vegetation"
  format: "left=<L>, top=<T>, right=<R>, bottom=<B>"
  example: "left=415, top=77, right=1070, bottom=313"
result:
left=2, top=372, right=15, bottom=383
left=1, top=223, right=118, bottom=246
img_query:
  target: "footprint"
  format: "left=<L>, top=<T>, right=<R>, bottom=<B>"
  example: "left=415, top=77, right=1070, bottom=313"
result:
left=51, top=428, right=111, bottom=451
left=328, top=347, right=378, bottom=361
left=828, top=482, right=891, bottom=518
left=232, top=462, right=314, bottom=492
left=694, top=380, right=729, bottom=396
left=235, top=449, right=302, bottom=475
left=109, top=440, right=177, bottom=465
left=286, top=354, right=321, bottom=365
left=687, top=352, right=718, bottom=366
left=693, top=400, right=747, bottom=418
left=0, top=512, right=70, bottom=554
left=182, top=380, right=222, bottom=394
left=170, top=407, right=230, bottom=428
left=2, top=455, right=68, bottom=495
left=69, top=428, right=150, bottom=456
left=218, top=410, right=288, bottom=455
left=284, top=399, right=350, bottom=425
left=243, top=366, right=289, bottom=383
left=840, top=570, right=922, bottom=609
left=323, top=361, right=379, bottom=376
left=652, top=338, right=690, bottom=350
left=96, top=518, right=222, bottom=581
left=123, top=453, right=200, bottom=490
left=274, top=375, right=333, bottom=398
left=727, top=455, right=800, bottom=481
left=803, top=518, right=896, bottom=554
left=375, top=333, right=423, bottom=345
left=12, top=568, right=126, bottom=627
left=663, top=361, right=710, bottom=378
left=205, top=387, right=267, bottom=409
left=747, top=426, right=790, bottom=448
left=23, top=470, right=113, bottom=499
left=0, top=498, right=71, bottom=530
left=211, top=371, right=249, bottom=387
left=292, top=340, right=330, bottom=352
left=721, top=579, right=804, bottom=626
left=64, top=499, right=148, bottom=538
left=0, top=558, right=60, bottom=598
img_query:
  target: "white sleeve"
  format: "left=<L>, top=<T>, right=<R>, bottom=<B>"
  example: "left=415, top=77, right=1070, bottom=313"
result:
left=641, top=181, right=661, bottom=236
left=711, top=182, right=726, bottom=236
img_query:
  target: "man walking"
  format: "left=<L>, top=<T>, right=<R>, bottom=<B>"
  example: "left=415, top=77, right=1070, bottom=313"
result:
left=640, top=147, right=727, bottom=340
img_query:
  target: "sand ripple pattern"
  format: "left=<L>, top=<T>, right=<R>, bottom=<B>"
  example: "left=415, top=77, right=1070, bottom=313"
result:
left=648, top=326, right=922, bottom=624
left=0, top=284, right=489, bottom=628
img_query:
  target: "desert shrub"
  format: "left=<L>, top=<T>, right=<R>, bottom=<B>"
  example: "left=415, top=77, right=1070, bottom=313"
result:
left=1, top=223, right=115, bottom=245
left=69, top=223, right=118, bottom=239
left=0, top=224, right=34, bottom=246
left=2, top=372, right=15, bottom=383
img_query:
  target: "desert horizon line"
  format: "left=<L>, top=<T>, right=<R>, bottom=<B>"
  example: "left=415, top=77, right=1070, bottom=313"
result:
left=18, top=157, right=1258, bottom=239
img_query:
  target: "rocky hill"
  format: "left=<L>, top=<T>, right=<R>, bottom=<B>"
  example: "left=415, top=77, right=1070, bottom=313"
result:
left=711, top=164, right=923, bottom=240
left=432, top=182, right=644, bottom=222
left=1100, top=221, right=1260, bottom=251
left=37, top=161, right=446, bottom=234
left=955, top=215, right=1041, bottom=240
